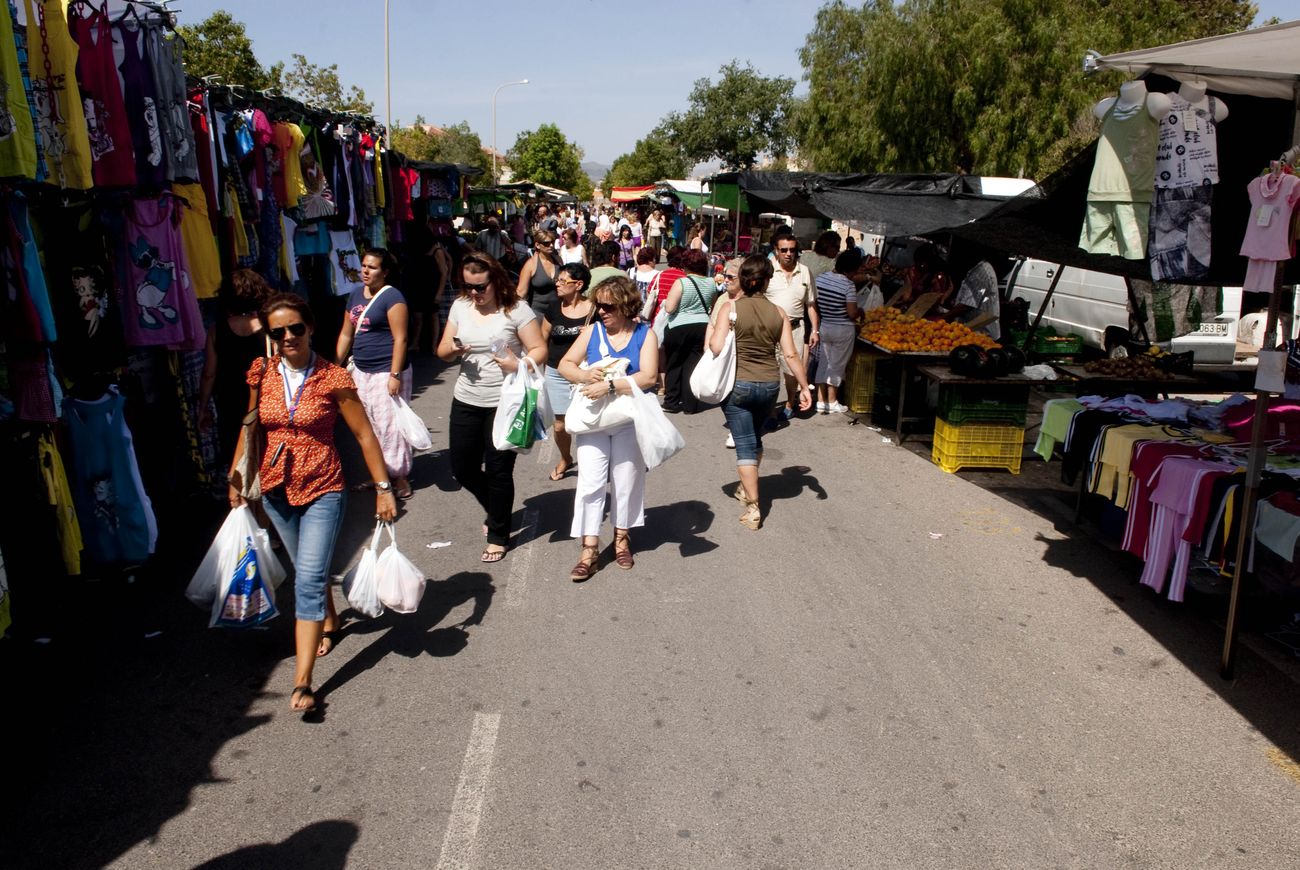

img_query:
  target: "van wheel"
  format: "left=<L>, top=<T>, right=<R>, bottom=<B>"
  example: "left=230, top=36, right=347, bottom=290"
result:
left=1104, top=326, right=1131, bottom=359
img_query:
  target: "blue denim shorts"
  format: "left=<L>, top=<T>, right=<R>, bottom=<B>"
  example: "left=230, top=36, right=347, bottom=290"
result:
left=721, top=380, right=780, bottom=465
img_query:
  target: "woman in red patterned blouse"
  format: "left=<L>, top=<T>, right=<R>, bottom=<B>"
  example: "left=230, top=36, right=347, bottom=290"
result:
left=228, top=294, right=397, bottom=715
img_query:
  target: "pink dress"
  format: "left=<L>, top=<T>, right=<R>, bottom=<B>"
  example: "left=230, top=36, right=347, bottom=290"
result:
left=1239, top=173, right=1300, bottom=292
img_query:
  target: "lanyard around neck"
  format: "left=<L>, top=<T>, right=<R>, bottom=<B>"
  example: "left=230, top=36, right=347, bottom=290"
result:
left=280, top=353, right=314, bottom=424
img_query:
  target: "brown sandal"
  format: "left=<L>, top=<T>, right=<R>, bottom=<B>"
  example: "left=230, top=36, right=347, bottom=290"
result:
left=570, top=545, right=600, bottom=582
left=613, top=532, right=634, bottom=569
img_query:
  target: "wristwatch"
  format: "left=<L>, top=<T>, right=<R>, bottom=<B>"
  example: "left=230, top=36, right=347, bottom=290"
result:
left=376, top=481, right=393, bottom=492
left=389, top=372, right=401, bottom=379
left=607, top=380, right=616, bottom=395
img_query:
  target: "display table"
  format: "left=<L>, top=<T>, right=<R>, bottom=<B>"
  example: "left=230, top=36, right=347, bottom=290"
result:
left=857, top=339, right=948, bottom=441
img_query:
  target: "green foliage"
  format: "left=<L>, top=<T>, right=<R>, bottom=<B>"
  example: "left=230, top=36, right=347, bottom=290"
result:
left=507, top=124, right=593, bottom=199
left=661, top=61, right=797, bottom=170
left=797, top=0, right=1258, bottom=178
left=605, top=133, right=692, bottom=189
left=282, top=53, right=374, bottom=115
left=390, top=118, right=492, bottom=176
left=177, top=11, right=274, bottom=88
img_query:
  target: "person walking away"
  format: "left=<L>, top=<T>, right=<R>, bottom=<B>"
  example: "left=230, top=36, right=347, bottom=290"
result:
left=335, top=248, right=415, bottom=499
left=436, top=252, right=547, bottom=562
left=542, top=263, right=594, bottom=481
left=557, top=276, right=659, bottom=580
left=588, top=240, right=626, bottom=293
left=704, top=259, right=745, bottom=447
left=811, top=248, right=863, bottom=414
left=228, top=294, right=398, bottom=713
left=688, top=223, right=709, bottom=254
left=708, top=256, right=811, bottom=530
left=660, top=249, right=719, bottom=414
left=628, top=246, right=658, bottom=302
left=516, top=228, right=562, bottom=324
left=801, top=230, right=841, bottom=283
left=643, top=246, right=688, bottom=394
left=765, top=235, right=819, bottom=421
left=475, top=216, right=510, bottom=261
left=560, top=228, right=587, bottom=265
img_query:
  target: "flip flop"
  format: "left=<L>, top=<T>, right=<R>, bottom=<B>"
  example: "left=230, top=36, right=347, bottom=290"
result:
left=317, top=630, right=340, bottom=658
left=549, top=460, right=574, bottom=482
left=481, top=545, right=507, bottom=563
left=290, top=685, right=316, bottom=713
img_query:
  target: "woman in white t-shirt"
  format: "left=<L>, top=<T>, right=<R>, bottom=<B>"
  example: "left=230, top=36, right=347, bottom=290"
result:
left=646, top=209, right=666, bottom=256
left=560, top=227, right=587, bottom=265
left=627, top=245, right=658, bottom=301
left=437, top=251, right=547, bottom=562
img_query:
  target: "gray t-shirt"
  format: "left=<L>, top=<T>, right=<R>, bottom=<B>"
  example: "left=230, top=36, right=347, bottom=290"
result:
left=448, top=296, right=537, bottom=407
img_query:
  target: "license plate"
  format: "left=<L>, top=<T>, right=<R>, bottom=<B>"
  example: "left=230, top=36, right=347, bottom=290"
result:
left=1196, top=322, right=1229, bottom=335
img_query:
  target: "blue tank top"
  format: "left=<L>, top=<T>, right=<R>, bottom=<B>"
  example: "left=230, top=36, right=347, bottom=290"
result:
left=585, top=321, right=649, bottom=374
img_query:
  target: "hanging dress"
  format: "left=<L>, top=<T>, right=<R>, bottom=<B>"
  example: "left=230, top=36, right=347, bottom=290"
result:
left=118, top=193, right=204, bottom=349
left=64, top=387, right=157, bottom=565
left=70, top=3, right=134, bottom=186
left=115, top=18, right=166, bottom=188
left=22, top=0, right=93, bottom=188
left=0, top=0, right=37, bottom=179
left=173, top=182, right=222, bottom=299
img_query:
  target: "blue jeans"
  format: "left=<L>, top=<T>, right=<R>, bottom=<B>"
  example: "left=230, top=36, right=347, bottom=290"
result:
left=262, top=489, right=345, bottom=621
left=722, top=380, right=780, bottom=465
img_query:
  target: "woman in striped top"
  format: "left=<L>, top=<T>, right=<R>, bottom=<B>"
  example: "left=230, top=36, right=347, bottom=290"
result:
left=811, top=248, right=863, bottom=414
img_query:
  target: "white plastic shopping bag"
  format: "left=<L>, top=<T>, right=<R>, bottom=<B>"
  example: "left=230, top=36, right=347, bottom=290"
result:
left=393, top=396, right=433, bottom=451
left=343, top=521, right=385, bottom=618
left=187, top=505, right=285, bottom=628
left=629, top=385, right=686, bottom=470
left=375, top=523, right=426, bottom=614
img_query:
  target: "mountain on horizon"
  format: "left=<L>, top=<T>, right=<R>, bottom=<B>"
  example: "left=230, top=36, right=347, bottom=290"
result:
left=582, top=161, right=610, bottom=184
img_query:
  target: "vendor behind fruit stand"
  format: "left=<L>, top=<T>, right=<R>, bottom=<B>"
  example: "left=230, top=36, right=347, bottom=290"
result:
left=940, top=253, right=1006, bottom=341
left=893, top=243, right=955, bottom=316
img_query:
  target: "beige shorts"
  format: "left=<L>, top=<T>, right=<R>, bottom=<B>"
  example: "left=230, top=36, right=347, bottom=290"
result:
left=777, top=320, right=805, bottom=377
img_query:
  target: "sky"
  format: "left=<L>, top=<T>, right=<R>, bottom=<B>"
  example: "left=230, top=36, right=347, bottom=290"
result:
left=179, top=0, right=1299, bottom=168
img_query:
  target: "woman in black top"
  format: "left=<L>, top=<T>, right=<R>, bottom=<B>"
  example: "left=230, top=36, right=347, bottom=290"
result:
left=541, top=263, right=594, bottom=481
left=517, top=228, right=561, bottom=324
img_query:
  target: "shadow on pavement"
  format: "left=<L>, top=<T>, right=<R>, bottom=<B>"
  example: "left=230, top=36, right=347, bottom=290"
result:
left=317, top=570, right=495, bottom=700
left=193, top=819, right=359, bottom=869
left=635, top=499, right=717, bottom=557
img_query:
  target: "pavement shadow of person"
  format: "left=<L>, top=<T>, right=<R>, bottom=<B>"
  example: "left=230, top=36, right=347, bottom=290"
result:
left=631, top=499, right=718, bottom=557
left=753, top=465, right=828, bottom=515
left=192, top=819, right=358, bottom=870
left=316, top=571, right=495, bottom=701
left=522, top=487, right=585, bottom=545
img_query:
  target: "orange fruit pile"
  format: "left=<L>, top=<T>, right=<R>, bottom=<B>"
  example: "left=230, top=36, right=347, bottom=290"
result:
left=858, top=308, right=999, bottom=353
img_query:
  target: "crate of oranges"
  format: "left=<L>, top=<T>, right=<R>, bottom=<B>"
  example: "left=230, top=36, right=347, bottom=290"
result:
left=858, top=308, right=999, bottom=354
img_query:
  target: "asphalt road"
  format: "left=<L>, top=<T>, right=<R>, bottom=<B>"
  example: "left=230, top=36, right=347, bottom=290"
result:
left=6, top=355, right=1300, bottom=869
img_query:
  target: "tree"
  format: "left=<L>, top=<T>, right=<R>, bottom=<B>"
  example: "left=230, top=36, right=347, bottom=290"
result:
left=797, top=0, right=1258, bottom=179
left=282, top=53, right=373, bottom=114
left=389, top=118, right=493, bottom=176
left=507, top=124, right=593, bottom=199
left=605, top=133, right=692, bottom=189
left=660, top=62, right=797, bottom=170
left=177, top=11, right=274, bottom=88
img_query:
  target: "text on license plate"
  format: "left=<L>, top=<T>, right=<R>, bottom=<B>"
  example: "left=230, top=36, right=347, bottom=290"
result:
left=1195, top=322, right=1229, bottom=335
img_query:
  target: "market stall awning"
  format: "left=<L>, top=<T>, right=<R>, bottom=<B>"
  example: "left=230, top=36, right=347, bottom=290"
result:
left=610, top=185, right=655, bottom=202
left=1093, top=19, right=1300, bottom=100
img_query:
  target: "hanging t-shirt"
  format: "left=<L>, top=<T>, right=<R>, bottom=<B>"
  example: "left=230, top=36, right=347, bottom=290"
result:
left=173, top=182, right=222, bottom=299
left=271, top=121, right=307, bottom=209
left=23, top=0, right=94, bottom=189
left=346, top=284, right=407, bottom=373
left=329, top=229, right=363, bottom=296
left=70, top=5, right=135, bottom=186
left=147, top=26, right=198, bottom=183
left=1154, top=95, right=1219, bottom=189
left=114, top=19, right=166, bottom=188
left=0, top=0, right=37, bottom=179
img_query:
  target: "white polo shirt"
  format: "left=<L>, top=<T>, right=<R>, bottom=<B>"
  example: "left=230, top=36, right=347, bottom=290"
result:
left=765, top=262, right=815, bottom=320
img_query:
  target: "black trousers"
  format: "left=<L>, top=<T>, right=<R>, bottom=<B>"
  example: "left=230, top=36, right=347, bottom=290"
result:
left=662, top=322, right=708, bottom=412
left=448, top=399, right=518, bottom=546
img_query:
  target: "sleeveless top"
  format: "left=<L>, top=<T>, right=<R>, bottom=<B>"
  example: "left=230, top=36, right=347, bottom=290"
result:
left=529, top=254, right=559, bottom=323
left=1086, top=98, right=1157, bottom=203
left=116, top=20, right=166, bottom=188
left=585, top=321, right=649, bottom=374
left=70, top=5, right=135, bottom=186
left=1154, top=95, right=1219, bottom=189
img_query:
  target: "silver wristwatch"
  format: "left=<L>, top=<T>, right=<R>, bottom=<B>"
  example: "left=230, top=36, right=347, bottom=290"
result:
left=375, top=481, right=393, bottom=492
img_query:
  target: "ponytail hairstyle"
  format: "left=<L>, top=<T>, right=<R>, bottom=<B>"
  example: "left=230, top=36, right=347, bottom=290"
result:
left=737, top=254, right=774, bottom=297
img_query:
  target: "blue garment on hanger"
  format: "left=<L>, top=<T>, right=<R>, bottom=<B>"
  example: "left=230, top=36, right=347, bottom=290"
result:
left=8, top=196, right=57, bottom=342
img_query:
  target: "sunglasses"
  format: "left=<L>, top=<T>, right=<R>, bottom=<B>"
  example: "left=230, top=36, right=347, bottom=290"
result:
left=268, top=322, right=308, bottom=340
left=723, top=273, right=738, bottom=281
left=776, top=247, right=798, bottom=254
left=594, top=302, right=618, bottom=313
left=464, top=280, right=491, bottom=293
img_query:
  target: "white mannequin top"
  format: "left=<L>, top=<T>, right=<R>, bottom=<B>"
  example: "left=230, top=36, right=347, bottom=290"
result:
left=1153, top=79, right=1226, bottom=188
left=1093, top=80, right=1171, bottom=121
left=1176, top=80, right=1230, bottom=122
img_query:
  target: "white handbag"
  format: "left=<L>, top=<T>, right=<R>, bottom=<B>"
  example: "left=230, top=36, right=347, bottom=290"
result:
left=689, top=309, right=737, bottom=404
left=565, top=323, right=638, bottom=434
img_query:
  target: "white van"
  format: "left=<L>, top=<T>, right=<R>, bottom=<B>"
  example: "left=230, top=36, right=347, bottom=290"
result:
left=1005, top=257, right=1259, bottom=363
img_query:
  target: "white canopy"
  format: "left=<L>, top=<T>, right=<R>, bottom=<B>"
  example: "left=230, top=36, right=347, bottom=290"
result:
left=1095, top=19, right=1300, bottom=101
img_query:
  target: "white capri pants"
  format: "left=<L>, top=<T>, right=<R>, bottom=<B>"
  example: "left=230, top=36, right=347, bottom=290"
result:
left=571, top=422, right=646, bottom=538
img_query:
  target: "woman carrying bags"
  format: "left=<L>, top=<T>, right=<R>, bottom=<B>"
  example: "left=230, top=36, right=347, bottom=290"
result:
left=335, top=248, right=415, bottom=499
left=437, top=252, right=547, bottom=562
left=541, top=263, right=594, bottom=482
left=228, top=294, right=398, bottom=714
left=661, top=249, right=719, bottom=414
left=708, top=255, right=812, bottom=530
left=558, top=276, right=659, bottom=581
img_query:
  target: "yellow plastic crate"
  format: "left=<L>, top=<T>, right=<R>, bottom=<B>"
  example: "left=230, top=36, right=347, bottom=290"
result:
left=843, top=348, right=882, bottom=415
left=931, top=417, right=1024, bottom=474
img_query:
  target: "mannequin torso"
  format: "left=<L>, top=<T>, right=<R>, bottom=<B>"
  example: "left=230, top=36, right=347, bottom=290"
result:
left=1093, top=80, right=1171, bottom=120
left=1176, top=80, right=1229, bottom=122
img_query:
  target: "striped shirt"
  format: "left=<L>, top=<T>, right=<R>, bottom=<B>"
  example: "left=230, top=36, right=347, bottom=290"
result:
left=814, top=272, right=856, bottom=324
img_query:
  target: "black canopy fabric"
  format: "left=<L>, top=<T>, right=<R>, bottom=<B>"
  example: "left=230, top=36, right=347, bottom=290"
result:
left=935, top=78, right=1297, bottom=287
left=717, top=171, right=1019, bottom=237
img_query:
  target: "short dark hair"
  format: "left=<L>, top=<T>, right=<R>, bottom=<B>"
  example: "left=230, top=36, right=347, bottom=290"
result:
left=738, top=255, right=774, bottom=297
left=680, top=249, right=709, bottom=276
left=835, top=248, right=865, bottom=274
left=558, top=262, right=591, bottom=292
left=461, top=251, right=520, bottom=309
left=813, top=231, right=842, bottom=258
left=635, top=246, right=657, bottom=266
left=592, top=240, right=622, bottom=267
left=260, top=292, right=316, bottom=331
left=364, top=246, right=399, bottom=277
left=664, top=246, right=687, bottom=269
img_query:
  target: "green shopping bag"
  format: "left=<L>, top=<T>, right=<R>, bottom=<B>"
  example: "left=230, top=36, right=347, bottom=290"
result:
left=506, top=384, right=540, bottom=449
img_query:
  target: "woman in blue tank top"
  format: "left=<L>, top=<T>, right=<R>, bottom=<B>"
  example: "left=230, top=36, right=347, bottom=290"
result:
left=557, top=276, right=659, bottom=581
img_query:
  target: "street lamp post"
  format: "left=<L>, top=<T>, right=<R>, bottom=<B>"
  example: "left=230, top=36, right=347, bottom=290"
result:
left=492, top=79, right=529, bottom=185
left=384, top=0, right=391, bottom=146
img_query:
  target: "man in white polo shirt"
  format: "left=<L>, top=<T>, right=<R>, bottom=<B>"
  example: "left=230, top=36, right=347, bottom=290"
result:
left=764, top=235, right=820, bottom=420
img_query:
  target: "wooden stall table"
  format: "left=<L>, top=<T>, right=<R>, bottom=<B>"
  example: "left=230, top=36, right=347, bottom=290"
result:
left=857, top=339, right=948, bottom=442
left=1051, top=364, right=1210, bottom=396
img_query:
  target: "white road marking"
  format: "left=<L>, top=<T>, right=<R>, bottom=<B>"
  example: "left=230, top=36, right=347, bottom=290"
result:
left=505, top=508, right=540, bottom=608
left=534, top=436, right=556, bottom=466
left=435, top=712, right=502, bottom=870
